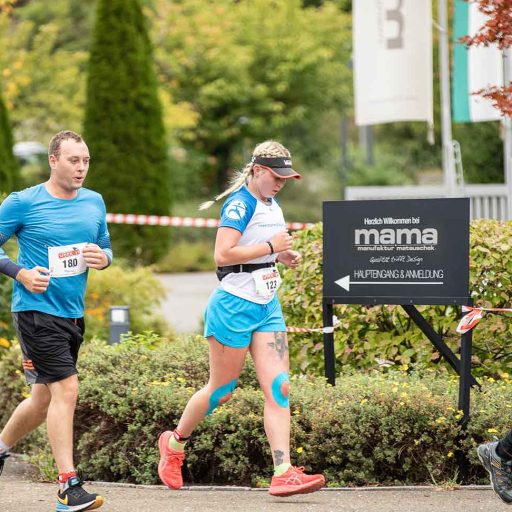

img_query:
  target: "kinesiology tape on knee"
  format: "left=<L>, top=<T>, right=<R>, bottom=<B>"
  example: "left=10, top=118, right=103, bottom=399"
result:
left=206, top=378, right=238, bottom=416
left=271, top=372, right=290, bottom=408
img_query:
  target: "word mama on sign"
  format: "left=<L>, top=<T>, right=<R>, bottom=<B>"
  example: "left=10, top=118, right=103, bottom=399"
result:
left=354, top=228, right=438, bottom=247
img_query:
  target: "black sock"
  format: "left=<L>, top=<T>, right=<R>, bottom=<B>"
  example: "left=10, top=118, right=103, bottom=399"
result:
left=497, top=431, right=512, bottom=461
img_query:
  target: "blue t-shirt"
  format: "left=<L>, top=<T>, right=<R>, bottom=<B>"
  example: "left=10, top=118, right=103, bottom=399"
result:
left=0, top=184, right=113, bottom=318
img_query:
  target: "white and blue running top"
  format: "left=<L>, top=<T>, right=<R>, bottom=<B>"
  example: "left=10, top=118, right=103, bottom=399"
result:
left=219, top=185, right=286, bottom=304
left=0, top=184, right=112, bottom=318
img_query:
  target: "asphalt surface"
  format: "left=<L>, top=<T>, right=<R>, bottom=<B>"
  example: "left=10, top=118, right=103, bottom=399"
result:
left=0, top=456, right=510, bottom=512
left=157, top=271, right=218, bottom=334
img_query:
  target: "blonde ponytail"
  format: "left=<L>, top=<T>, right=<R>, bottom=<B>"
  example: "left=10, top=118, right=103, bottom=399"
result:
left=198, top=140, right=291, bottom=210
left=198, top=163, right=253, bottom=210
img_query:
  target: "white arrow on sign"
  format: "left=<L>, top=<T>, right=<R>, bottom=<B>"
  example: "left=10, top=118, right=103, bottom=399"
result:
left=334, top=275, right=444, bottom=292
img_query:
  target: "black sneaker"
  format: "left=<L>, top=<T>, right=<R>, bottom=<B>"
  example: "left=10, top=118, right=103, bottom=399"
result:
left=0, top=452, right=9, bottom=477
left=477, top=440, right=512, bottom=504
left=55, top=475, right=104, bottom=511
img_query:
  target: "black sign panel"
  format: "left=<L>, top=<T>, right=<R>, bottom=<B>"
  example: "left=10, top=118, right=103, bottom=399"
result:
left=323, top=198, right=470, bottom=305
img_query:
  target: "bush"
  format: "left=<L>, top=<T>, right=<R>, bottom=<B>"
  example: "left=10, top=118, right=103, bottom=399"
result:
left=1, top=336, right=511, bottom=486
left=84, top=263, right=168, bottom=340
left=0, top=341, right=61, bottom=481
left=280, top=219, right=512, bottom=377
left=0, top=260, right=169, bottom=350
left=0, top=192, right=168, bottom=341
left=0, top=195, right=16, bottom=354
left=0, top=277, right=14, bottom=355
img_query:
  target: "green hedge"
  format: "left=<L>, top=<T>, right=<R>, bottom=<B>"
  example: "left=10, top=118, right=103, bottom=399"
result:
left=1, top=335, right=511, bottom=486
left=84, top=263, right=168, bottom=340
left=0, top=262, right=168, bottom=359
left=280, top=219, right=512, bottom=376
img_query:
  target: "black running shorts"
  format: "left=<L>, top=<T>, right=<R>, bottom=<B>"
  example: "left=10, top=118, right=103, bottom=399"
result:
left=12, top=311, right=85, bottom=385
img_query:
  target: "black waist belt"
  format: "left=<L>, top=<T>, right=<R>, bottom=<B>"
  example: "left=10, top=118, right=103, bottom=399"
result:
left=216, top=262, right=275, bottom=281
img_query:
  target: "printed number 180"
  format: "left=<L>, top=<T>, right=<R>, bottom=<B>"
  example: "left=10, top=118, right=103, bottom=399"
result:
left=63, top=258, right=78, bottom=269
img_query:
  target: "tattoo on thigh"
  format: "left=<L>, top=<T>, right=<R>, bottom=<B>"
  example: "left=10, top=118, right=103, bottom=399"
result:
left=274, top=449, right=285, bottom=466
left=267, top=332, right=288, bottom=360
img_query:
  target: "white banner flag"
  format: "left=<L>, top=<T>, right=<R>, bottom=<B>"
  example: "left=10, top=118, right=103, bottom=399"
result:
left=353, top=0, right=433, bottom=126
left=452, top=0, right=503, bottom=123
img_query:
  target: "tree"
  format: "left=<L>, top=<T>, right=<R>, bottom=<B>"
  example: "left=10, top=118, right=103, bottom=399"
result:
left=0, top=0, right=89, bottom=142
left=0, top=0, right=14, bottom=13
left=151, top=0, right=352, bottom=193
left=461, top=0, right=512, bottom=116
left=375, top=1, right=506, bottom=185
left=0, top=85, right=19, bottom=193
left=83, top=0, right=171, bottom=263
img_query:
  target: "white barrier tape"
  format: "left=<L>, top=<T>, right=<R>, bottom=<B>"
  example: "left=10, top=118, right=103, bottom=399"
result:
left=106, top=213, right=313, bottom=231
left=287, top=316, right=340, bottom=334
left=456, top=306, right=512, bottom=334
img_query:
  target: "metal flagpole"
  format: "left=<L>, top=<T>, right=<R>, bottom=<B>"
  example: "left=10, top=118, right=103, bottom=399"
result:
left=504, top=48, right=512, bottom=220
left=438, top=0, right=458, bottom=196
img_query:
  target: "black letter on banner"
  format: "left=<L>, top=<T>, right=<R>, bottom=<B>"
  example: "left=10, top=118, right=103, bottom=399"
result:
left=386, top=0, right=404, bottom=50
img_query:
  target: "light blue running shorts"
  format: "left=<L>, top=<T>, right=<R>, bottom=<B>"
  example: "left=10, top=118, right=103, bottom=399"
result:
left=203, top=288, right=286, bottom=348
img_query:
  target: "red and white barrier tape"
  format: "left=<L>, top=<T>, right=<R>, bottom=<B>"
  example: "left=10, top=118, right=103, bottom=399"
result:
left=456, top=305, right=512, bottom=334
left=287, top=316, right=340, bottom=334
left=106, top=213, right=313, bottom=231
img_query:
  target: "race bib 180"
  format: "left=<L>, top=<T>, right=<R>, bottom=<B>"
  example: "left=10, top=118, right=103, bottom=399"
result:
left=48, top=242, right=88, bottom=278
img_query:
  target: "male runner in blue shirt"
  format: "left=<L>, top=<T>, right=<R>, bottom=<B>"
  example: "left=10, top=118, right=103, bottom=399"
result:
left=0, top=130, right=112, bottom=512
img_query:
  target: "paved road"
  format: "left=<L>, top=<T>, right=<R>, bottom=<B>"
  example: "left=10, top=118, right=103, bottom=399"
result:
left=157, top=272, right=218, bottom=334
left=0, top=456, right=509, bottom=512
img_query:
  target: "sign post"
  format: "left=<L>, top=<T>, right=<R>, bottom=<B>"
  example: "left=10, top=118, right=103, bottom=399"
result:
left=323, top=198, right=478, bottom=481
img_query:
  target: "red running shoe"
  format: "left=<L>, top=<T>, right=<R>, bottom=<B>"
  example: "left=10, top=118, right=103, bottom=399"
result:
left=158, top=431, right=185, bottom=489
left=269, top=466, right=325, bottom=497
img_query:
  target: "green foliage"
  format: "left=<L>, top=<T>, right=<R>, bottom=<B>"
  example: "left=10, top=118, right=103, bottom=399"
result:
left=84, top=263, right=168, bottom=340
left=280, top=219, right=512, bottom=376
left=151, top=0, right=352, bottom=191
left=83, top=0, right=171, bottom=264
left=155, top=240, right=214, bottom=273
left=0, top=193, right=16, bottom=354
left=0, top=340, right=54, bottom=481
left=0, top=340, right=27, bottom=427
left=0, top=0, right=504, bottom=194
left=0, top=276, right=13, bottom=354
left=1, top=336, right=510, bottom=485
left=371, top=0, right=504, bottom=187
left=29, top=441, right=57, bottom=482
left=373, top=123, right=440, bottom=182
left=453, top=122, right=504, bottom=184
left=0, top=2, right=88, bottom=143
left=0, top=260, right=168, bottom=351
left=346, top=149, right=415, bottom=187
left=0, top=85, right=19, bottom=192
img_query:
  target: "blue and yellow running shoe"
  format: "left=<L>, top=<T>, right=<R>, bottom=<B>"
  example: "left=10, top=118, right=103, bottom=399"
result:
left=56, top=475, right=104, bottom=511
